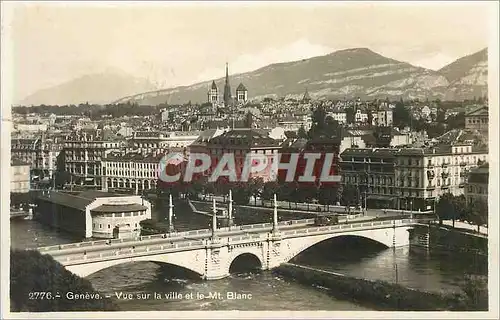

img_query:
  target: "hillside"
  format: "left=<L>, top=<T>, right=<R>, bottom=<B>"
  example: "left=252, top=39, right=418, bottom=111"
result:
left=114, top=48, right=451, bottom=105
left=439, top=48, right=488, bottom=101
left=20, top=69, right=158, bottom=106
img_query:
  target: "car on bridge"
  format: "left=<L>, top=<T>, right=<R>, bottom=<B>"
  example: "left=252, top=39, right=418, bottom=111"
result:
left=313, top=215, right=339, bottom=226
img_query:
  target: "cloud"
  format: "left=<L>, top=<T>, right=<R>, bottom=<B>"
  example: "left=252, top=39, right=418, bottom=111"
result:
left=195, top=39, right=335, bottom=82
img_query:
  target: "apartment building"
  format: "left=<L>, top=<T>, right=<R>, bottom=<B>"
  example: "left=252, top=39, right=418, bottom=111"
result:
left=101, top=152, right=164, bottom=193
left=340, top=143, right=488, bottom=211
left=11, top=135, right=63, bottom=178
left=63, top=130, right=122, bottom=189
left=464, top=163, right=488, bottom=205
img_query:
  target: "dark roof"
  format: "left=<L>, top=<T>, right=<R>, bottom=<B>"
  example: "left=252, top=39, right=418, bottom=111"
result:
left=211, top=80, right=218, bottom=90
left=91, top=203, right=148, bottom=213
left=37, top=191, right=127, bottom=211
left=341, top=148, right=398, bottom=159
left=104, top=152, right=164, bottom=163
left=465, top=105, right=488, bottom=116
left=236, top=83, right=247, bottom=92
left=280, top=138, right=308, bottom=151
left=208, top=128, right=280, bottom=148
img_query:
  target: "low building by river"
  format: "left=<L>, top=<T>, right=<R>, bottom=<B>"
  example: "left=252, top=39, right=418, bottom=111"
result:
left=35, top=190, right=151, bottom=239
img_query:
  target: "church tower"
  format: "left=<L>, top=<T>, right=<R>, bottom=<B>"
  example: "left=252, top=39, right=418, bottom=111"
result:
left=207, top=80, right=219, bottom=104
left=223, top=63, right=232, bottom=107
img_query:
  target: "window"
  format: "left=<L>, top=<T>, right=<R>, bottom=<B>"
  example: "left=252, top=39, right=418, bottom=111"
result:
left=99, top=224, right=102, bottom=229
left=108, top=224, right=111, bottom=229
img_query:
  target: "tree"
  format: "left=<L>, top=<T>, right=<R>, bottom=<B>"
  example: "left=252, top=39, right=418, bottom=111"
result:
left=261, top=181, right=280, bottom=201
left=248, top=177, right=264, bottom=205
left=367, top=110, right=374, bottom=126
left=436, top=193, right=455, bottom=225
left=232, top=183, right=251, bottom=205
left=466, top=198, right=488, bottom=232
left=393, top=101, right=411, bottom=129
left=345, top=107, right=356, bottom=124
left=10, top=250, right=119, bottom=312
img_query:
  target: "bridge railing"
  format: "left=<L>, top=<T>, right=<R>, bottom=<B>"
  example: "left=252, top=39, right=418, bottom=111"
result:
left=39, top=217, right=425, bottom=256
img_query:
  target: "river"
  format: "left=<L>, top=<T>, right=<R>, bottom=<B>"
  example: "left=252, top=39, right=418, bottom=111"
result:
left=10, top=199, right=487, bottom=311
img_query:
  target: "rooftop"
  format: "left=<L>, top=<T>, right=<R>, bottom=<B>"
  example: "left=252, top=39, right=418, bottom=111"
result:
left=37, top=191, right=126, bottom=211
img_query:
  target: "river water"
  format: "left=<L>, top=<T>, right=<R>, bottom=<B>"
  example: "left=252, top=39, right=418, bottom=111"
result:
left=10, top=199, right=487, bottom=311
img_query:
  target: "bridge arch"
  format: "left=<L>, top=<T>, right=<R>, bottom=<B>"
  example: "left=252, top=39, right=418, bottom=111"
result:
left=228, top=252, right=263, bottom=274
left=281, top=228, right=401, bottom=263
left=65, top=249, right=206, bottom=278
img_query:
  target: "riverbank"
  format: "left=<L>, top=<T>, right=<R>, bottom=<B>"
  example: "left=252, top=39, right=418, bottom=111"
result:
left=411, top=223, right=487, bottom=256
left=274, top=263, right=487, bottom=311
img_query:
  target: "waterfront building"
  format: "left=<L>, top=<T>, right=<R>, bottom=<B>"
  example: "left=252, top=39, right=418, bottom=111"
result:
left=464, top=162, right=488, bottom=205
left=11, top=135, right=63, bottom=178
left=35, top=190, right=151, bottom=239
left=340, top=143, right=488, bottom=211
left=11, top=159, right=30, bottom=194
left=63, top=130, right=122, bottom=189
left=101, top=152, right=164, bottom=193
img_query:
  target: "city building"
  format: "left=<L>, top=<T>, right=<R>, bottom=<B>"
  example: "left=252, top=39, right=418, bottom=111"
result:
left=11, top=159, right=30, bottom=194
left=327, top=111, right=347, bottom=124
left=11, top=135, right=63, bottom=178
left=340, top=143, right=488, bottom=211
left=128, top=131, right=200, bottom=154
left=101, top=151, right=164, bottom=193
left=374, top=107, right=393, bottom=127
left=203, top=128, right=282, bottom=182
left=464, top=162, right=488, bottom=205
left=279, top=137, right=341, bottom=187
left=464, top=105, right=488, bottom=135
left=35, top=190, right=151, bottom=239
left=63, top=130, right=122, bottom=189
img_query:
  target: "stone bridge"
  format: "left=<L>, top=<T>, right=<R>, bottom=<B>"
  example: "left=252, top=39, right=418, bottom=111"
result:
left=37, top=217, right=427, bottom=280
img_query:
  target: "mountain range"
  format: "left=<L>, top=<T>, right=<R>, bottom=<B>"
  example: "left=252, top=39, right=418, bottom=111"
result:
left=20, top=48, right=488, bottom=106
left=19, top=68, right=159, bottom=106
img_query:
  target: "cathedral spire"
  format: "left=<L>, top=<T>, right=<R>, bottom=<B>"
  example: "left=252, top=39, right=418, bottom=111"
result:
left=223, top=62, right=232, bottom=107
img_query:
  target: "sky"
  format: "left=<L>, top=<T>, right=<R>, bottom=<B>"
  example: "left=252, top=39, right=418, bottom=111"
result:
left=3, top=1, right=493, bottom=103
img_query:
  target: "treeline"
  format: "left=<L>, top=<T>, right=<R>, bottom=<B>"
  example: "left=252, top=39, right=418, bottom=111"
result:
left=12, top=102, right=183, bottom=119
left=10, top=250, right=119, bottom=312
left=158, top=177, right=360, bottom=210
left=435, top=193, right=488, bottom=232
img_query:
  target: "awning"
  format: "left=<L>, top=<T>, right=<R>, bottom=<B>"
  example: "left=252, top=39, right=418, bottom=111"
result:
left=91, top=203, right=147, bottom=213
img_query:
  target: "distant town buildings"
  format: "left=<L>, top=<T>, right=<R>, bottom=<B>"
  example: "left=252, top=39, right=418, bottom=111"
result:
left=464, top=105, right=488, bottom=135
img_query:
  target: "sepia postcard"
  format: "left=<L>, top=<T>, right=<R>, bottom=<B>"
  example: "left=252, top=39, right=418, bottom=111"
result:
left=1, top=1, right=499, bottom=319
